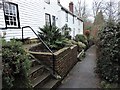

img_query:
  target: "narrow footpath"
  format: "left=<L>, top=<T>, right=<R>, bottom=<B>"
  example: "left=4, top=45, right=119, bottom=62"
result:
left=57, top=45, right=100, bottom=88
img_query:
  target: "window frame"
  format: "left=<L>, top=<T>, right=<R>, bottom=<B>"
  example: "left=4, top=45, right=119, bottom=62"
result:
left=73, top=16, right=74, bottom=24
left=45, top=13, right=51, bottom=26
left=44, top=0, right=50, bottom=4
left=66, top=12, right=68, bottom=22
left=52, top=15, right=56, bottom=26
left=3, top=2, right=20, bottom=29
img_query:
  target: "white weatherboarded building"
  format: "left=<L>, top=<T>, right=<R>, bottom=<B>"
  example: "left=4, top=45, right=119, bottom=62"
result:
left=0, top=0, right=83, bottom=40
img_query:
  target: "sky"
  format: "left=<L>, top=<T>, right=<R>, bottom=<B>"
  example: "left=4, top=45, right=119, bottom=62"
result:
left=60, top=0, right=120, bottom=21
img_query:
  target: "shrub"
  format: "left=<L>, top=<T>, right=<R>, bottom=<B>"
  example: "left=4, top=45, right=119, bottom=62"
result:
left=38, top=24, right=67, bottom=50
left=61, top=24, right=71, bottom=39
left=77, top=41, right=86, bottom=51
left=2, top=39, right=31, bottom=88
left=84, top=30, right=90, bottom=39
left=96, top=22, right=120, bottom=86
left=75, top=34, right=88, bottom=45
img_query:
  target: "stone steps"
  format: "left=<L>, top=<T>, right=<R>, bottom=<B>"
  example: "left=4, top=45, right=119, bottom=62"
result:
left=28, top=55, right=61, bottom=89
left=41, top=78, right=60, bottom=89
left=31, top=71, right=50, bottom=88
left=23, top=43, right=61, bottom=89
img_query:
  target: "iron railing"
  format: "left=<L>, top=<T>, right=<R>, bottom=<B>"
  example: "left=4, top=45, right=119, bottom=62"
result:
left=22, top=26, right=55, bottom=74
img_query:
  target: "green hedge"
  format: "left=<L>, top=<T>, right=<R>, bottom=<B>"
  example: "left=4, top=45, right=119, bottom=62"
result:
left=96, top=22, right=120, bottom=86
left=2, top=39, right=31, bottom=88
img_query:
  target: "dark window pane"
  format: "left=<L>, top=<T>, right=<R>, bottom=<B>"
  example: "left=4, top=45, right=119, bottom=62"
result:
left=10, top=21, right=13, bottom=25
left=13, top=17, right=16, bottom=21
left=6, top=21, right=10, bottom=25
left=5, top=15, right=9, bottom=20
left=14, top=22, right=17, bottom=26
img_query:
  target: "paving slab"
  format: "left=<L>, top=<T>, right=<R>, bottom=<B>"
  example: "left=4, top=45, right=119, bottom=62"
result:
left=57, top=45, right=100, bottom=88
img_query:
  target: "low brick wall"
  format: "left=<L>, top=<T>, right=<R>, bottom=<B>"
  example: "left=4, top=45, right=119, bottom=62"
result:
left=54, top=45, right=78, bottom=77
left=29, top=45, right=78, bottom=77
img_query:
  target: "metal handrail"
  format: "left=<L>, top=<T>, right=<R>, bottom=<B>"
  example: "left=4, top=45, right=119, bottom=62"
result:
left=22, top=26, right=55, bottom=74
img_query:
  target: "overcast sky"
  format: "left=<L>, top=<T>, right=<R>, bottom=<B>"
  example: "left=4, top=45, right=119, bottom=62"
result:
left=60, top=0, right=120, bottom=21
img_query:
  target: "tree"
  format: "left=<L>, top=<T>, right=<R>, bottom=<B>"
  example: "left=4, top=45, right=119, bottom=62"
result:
left=92, top=0, right=104, bottom=18
left=92, top=0, right=118, bottom=21
left=103, top=0, right=118, bottom=22
left=75, top=0, right=89, bottom=21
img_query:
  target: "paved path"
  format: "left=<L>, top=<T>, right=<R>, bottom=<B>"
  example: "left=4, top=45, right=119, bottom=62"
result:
left=57, top=45, right=100, bottom=88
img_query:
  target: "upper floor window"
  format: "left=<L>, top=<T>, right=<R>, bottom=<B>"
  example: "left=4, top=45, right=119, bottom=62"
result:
left=78, top=20, right=80, bottom=25
left=45, top=13, right=51, bottom=26
left=66, top=12, right=68, bottom=22
left=73, top=16, right=74, bottom=24
left=44, top=0, right=50, bottom=4
left=52, top=15, right=56, bottom=26
left=4, top=2, right=20, bottom=28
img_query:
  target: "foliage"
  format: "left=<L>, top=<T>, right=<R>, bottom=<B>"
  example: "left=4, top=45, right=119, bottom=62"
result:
left=61, top=24, right=71, bottom=39
left=75, top=34, right=88, bottom=45
left=100, top=80, right=119, bottom=88
left=84, top=30, right=90, bottom=39
left=77, top=41, right=86, bottom=51
left=2, top=39, right=31, bottom=88
left=38, top=24, right=67, bottom=50
left=96, top=22, right=120, bottom=85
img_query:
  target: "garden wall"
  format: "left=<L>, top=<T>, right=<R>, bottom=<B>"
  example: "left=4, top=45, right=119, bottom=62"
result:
left=29, top=45, right=78, bottom=77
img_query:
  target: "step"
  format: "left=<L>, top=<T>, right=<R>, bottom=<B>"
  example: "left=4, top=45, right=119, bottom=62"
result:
left=28, top=65, right=44, bottom=75
left=28, top=65, right=44, bottom=80
left=31, top=72, right=51, bottom=88
left=41, top=78, right=60, bottom=89
left=30, top=59, right=39, bottom=67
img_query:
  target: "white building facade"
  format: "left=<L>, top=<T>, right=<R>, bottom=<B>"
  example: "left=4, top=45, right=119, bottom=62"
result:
left=0, top=0, right=83, bottom=40
left=118, top=1, right=120, bottom=21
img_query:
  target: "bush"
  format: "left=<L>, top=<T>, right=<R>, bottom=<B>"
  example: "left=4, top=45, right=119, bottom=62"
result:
left=61, top=24, right=71, bottom=39
left=75, top=34, right=88, bottom=45
left=96, top=22, right=120, bottom=86
left=38, top=24, right=67, bottom=50
left=77, top=41, right=86, bottom=51
left=2, top=39, right=31, bottom=88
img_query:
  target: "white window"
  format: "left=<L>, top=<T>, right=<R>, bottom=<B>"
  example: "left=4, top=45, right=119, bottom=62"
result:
left=66, top=12, right=68, bottom=22
left=4, top=2, right=20, bottom=28
left=45, top=13, right=51, bottom=26
left=52, top=15, right=56, bottom=26
left=73, top=28, right=75, bottom=38
left=44, top=0, right=50, bottom=4
left=78, top=29, right=80, bottom=33
left=73, top=16, right=74, bottom=24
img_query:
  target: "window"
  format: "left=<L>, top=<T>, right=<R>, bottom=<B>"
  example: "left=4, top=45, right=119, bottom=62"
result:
left=52, top=15, right=56, bottom=26
left=78, top=20, right=80, bottom=25
left=73, top=16, right=74, bottom=24
left=73, top=28, right=75, bottom=38
left=78, top=29, right=80, bottom=33
left=4, top=2, right=20, bottom=28
left=66, top=12, right=68, bottom=22
left=45, top=13, right=51, bottom=26
left=44, top=0, right=50, bottom=4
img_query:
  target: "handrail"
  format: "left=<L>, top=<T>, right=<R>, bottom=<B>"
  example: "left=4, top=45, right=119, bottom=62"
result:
left=22, top=26, right=55, bottom=74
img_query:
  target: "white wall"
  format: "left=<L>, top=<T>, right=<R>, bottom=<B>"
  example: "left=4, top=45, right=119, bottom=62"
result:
left=0, top=0, right=83, bottom=40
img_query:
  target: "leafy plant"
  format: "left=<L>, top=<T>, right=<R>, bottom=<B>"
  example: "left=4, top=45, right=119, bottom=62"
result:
left=38, top=24, right=67, bottom=50
left=96, top=22, right=120, bottom=86
left=2, top=39, right=31, bottom=88
left=75, top=34, right=88, bottom=45
left=61, top=24, right=71, bottom=39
